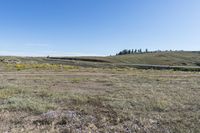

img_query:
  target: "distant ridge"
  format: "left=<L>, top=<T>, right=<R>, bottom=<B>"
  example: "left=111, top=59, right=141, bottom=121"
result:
left=48, top=51, right=200, bottom=67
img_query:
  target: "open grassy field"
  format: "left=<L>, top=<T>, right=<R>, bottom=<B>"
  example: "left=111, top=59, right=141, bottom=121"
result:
left=0, top=58, right=199, bottom=133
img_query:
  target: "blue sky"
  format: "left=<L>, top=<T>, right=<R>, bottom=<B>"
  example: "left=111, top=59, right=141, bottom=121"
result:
left=0, top=0, right=199, bottom=56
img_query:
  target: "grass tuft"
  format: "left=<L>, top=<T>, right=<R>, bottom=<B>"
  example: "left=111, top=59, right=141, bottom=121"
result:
left=0, top=97, right=56, bottom=114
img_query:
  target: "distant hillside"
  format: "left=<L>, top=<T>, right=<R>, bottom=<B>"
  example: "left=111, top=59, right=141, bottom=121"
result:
left=107, top=51, right=200, bottom=66
left=48, top=51, right=200, bottom=66
left=0, top=51, right=200, bottom=70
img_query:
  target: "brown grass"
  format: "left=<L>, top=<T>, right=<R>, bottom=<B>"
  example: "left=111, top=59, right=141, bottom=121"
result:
left=0, top=64, right=199, bottom=132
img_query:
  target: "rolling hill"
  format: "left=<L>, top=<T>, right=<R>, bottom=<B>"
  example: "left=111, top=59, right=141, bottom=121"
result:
left=0, top=51, right=200, bottom=71
left=48, top=51, right=200, bottom=66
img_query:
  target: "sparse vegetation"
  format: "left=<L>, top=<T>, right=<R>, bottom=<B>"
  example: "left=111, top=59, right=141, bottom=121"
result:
left=5, top=63, right=79, bottom=71
left=0, top=58, right=199, bottom=132
left=0, top=54, right=199, bottom=132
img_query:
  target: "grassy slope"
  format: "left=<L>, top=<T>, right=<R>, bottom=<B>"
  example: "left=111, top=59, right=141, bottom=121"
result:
left=44, top=51, right=200, bottom=67
left=106, top=51, right=200, bottom=66
left=0, top=51, right=200, bottom=71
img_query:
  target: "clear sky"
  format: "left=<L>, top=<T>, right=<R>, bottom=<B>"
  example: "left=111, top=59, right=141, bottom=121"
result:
left=0, top=0, right=199, bottom=56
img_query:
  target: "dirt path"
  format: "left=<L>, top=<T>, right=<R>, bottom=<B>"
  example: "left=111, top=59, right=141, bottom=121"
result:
left=0, top=72, right=115, bottom=77
left=0, top=72, right=200, bottom=77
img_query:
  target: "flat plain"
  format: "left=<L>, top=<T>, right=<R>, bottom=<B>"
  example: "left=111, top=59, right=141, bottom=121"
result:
left=0, top=54, right=200, bottom=133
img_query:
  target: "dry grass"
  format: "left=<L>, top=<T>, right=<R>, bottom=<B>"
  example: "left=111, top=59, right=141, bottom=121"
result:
left=4, top=63, right=79, bottom=71
left=0, top=64, right=199, bottom=132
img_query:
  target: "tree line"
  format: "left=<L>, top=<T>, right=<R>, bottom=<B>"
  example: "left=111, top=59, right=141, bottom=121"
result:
left=116, top=49, right=182, bottom=55
left=116, top=49, right=148, bottom=55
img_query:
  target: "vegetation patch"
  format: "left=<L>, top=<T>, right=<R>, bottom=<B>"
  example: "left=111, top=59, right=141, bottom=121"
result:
left=0, top=86, right=24, bottom=99
left=0, top=97, right=56, bottom=114
left=5, top=63, right=79, bottom=71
